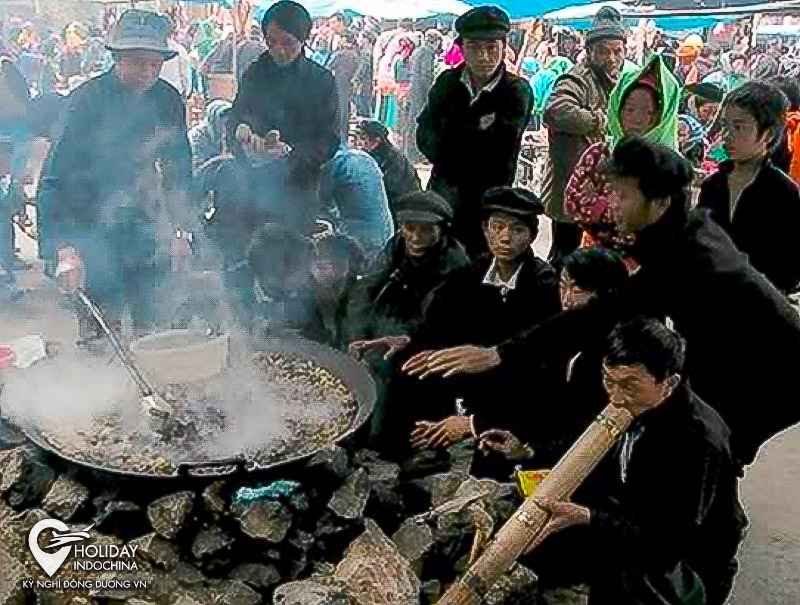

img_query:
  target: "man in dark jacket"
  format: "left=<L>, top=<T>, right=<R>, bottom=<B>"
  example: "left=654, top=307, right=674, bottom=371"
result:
left=230, top=1, right=339, bottom=234
left=543, top=7, right=626, bottom=263
left=355, top=118, right=420, bottom=224
left=408, top=138, right=800, bottom=470
left=416, top=6, right=533, bottom=257
left=519, top=318, right=746, bottom=605
left=48, top=9, right=191, bottom=339
left=698, top=81, right=800, bottom=293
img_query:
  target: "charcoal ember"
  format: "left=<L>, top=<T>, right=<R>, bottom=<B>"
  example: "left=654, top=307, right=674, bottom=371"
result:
left=41, top=476, right=90, bottom=520
left=307, top=445, right=350, bottom=479
left=335, top=519, right=420, bottom=605
left=272, top=577, right=352, bottom=605
left=288, top=491, right=309, bottom=512
left=230, top=563, right=282, bottom=589
left=483, top=563, right=540, bottom=605
left=203, top=480, right=227, bottom=514
left=328, top=467, right=369, bottom=520
left=172, top=561, right=206, bottom=587
left=234, top=500, right=293, bottom=543
left=392, top=518, right=434, bottom=574
left=215, top=579, right=262, bottom=605
left=191, top=525, right=233, bottom=559
left=147, top=491, right=195, bottom=540
left=363, top=460, right=401, bottom=488
left=129, top=532, right=179, bottom=571
left=288, top=552, right=309, bottom=579
left=0, top=445, right=55, bottom=505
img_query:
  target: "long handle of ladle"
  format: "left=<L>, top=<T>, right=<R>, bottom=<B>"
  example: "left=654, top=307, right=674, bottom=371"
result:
left=76, top=289, right=154, bottom=397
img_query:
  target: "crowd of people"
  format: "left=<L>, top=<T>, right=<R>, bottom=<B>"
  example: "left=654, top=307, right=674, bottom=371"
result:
left=3, top=0, right=800, bottom=603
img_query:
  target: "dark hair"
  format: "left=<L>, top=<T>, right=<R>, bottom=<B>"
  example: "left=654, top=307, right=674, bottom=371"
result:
left=605, top=317, right=686, bottom=382
left=724, top=81, right=789, bottom=151
left=562, top=248, right=628, bottom=297
left=771, top=76, right=800, bottom=112
left=606, top=137, right=692, bottom=214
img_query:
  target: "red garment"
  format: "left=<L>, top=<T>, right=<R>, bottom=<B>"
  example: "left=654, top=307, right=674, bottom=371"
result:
left=565, top=141, right=612, bottom=226
left=787, top=111, right=800, bottom=185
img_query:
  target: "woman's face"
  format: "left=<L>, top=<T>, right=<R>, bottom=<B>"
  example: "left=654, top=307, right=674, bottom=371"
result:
left=265, top=22, right=303, bottom=66
left=621, top=87, right=658, bottom=136
left=560, top=270, right=594, bottom=311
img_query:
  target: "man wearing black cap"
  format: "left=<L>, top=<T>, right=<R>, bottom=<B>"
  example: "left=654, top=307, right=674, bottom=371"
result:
left=344, top=190, right=470, bottom=345
left=48, top=9, right=191, bottom=342
left=230, top=0, right=340, bottom=234
left=416, top=6, right=533, bottom=258
left=543, top=6, right=626, bottom=264
left=355, top=118, right=420, bottom=223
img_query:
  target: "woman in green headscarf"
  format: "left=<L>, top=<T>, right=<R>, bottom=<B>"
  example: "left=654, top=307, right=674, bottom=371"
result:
left=564, top=54, right=680, bottom=248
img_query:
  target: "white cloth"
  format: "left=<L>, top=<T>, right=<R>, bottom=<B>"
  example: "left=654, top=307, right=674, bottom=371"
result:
left=160, top=39, right=189, bottom=96
left=619, top=425, right=645, bottom=483
left=482, top=258, right=524, bottom=300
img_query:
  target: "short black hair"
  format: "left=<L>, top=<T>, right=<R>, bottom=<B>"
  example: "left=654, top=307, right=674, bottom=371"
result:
left=606, top=137, right=692, bottom=213
left=605, top=317, right=686, bottom=382
left=562, top=248, right=628, bottom=297
left=723, top=80, right=789, bottom=149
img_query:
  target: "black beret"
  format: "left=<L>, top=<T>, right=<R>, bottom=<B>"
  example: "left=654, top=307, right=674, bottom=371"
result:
left=455, top=6, right=510, bottom=41
left=355, top=118, right=390, bottom=140
left=396, top=191, right=454, bottom=224
left=482, top=187, right=544, bottom=227
left=686, top=82, right=723, bottom=103
left=261, top=1, right=312, bottom=43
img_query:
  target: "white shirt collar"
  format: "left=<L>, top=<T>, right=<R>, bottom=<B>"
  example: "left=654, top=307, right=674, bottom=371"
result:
left=482, top=257, right=524, bottom=292
left=461, top=66, right=503, bottom=103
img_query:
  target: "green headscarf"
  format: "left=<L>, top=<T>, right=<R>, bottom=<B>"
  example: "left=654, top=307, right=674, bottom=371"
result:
left=607, top=54, right=681, bottom=150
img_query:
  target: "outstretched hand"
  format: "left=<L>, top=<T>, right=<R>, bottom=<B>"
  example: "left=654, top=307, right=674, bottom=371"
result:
left=402, top=345, right=501, bottom=379
left=478, top=429, right=533, bottom=461
left=348, top=335, right=411, bottom=361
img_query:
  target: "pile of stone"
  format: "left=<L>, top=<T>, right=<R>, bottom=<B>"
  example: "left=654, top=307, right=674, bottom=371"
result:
left=0, top=423, right=557, bottom=605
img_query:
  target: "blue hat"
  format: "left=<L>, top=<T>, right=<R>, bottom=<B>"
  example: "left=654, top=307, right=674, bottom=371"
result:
left=106, top=10, right=176, bottom=59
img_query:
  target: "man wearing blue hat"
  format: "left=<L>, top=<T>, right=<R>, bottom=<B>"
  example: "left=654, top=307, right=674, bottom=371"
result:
left=46, top=9, right=191, bottom=343
left=417, top=6, right=533, bottom=258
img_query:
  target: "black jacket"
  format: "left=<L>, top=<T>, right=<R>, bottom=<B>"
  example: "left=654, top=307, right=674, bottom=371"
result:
left=572, top=385, right=747, bottom=605
left=698, top=160, right=800, bottom=292
left=416, top=64, right=532, bottom=254
left=341, top=233, right=470, bottom=342
left=231, top=53, right=340, bottom=184
left=368, top=142, right=421, bottom=222
left=46, top=69, right=191, bottom=230
left=497, top=207, right=800, bottom=467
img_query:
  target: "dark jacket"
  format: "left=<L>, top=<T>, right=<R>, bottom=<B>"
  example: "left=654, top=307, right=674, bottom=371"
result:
left=417, top=64, right=532, bottom=255
left=45, top=69, right=191, bottom=231
left=231, top=52, right=340, bottom=184
left=497, top=207, right=800, bottom=467
left=543, top=62, right=613, bottom=221
left=368, top=142, right=421, bottom=222
left=698, top=160, right=800, bottom=292
left=572, top=385, right=747, bottom=605
left=342, top=233, right=470, bottom=342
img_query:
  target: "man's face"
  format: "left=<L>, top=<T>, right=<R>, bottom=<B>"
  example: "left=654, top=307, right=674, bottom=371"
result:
left=314, top=259, right=348, bottom=293
left=483, top=212, right=535, bottom=263
left=265, top=21, right=303, bottom=67
left=720, top=104, right=769, bottom=163
left=607, top=174, right=656, bottom=233
left=400, top=221, right=442, bottom=258
left=115, top=50, right=165, bottom=93
left=588, top=39, right=625, bottom=81
left=561, top=37, right=577, bottom=58
left=602, top=361, right=674, bottom=416
left=696, top=100, right=719, bottom=126
left=560, top=270, right=594, bottom=311
left=462, top=38, right=505, bottom=80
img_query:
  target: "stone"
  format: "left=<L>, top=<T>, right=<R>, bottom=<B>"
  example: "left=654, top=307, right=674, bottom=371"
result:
left=202, top=480, right=227, bottom=514
left=0, top=547, right=26, bottom=605
left=147, top=491, right=194, bottom=540
left=421, top=579, right=442, bottom=605
left=235, top=500, right=293, bottom=543
left=363, top=460, right=401, bottom=488
left=328, top=467, right=369, bottom=520
left=215, top=579, right=262, bottom=605
left=392, top=518, right=434, bottom=566
left=230, top=563, right=281, bottom=589
left=419, top=472, right=469, bottom=507
left=400, top=448, right=450, bottom=479
left=308, top=445, right=350, bottom=479
left=311, top=562, right=337, bottom=578
left=191, top=525, right=233, bottom=559
left=129, top=532, right=180, bottom=571
left=0, top=445, right=55, bottom=504
left=353, top=449, right=380, bottom=466
left=272, top=578, right=352, bottom=605
left=449, top=439, right=475, bottom=475
left=288, top=529, right=314, bottom=552
left=41, top=476, right=90, bottom=520
left=484, top=563, right=540, bottom=605
left=172, top=561, right=206, bottom=587
left=127, top=601, right=157, bottom=605
left=173, top=596, right=205, bottom=605
left=93, top=500, right=146, bottom=538
left=335, top=519, right=420, bottom=605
